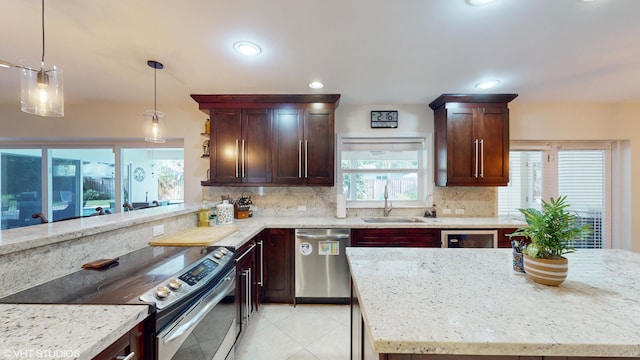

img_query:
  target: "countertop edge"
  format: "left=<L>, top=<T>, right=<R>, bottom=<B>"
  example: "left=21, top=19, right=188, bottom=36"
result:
left=0, top=304, right=149, bottom=360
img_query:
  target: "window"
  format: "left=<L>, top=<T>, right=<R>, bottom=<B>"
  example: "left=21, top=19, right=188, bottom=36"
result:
left=121, top=148, right=184, bottom=209
left=1, top=149, right=43, bottom=229
left=0, top=144, right=184, bottom=229
left=339, top=136, right=431, bottom=208
left=498, top=142, right=611, bottom=248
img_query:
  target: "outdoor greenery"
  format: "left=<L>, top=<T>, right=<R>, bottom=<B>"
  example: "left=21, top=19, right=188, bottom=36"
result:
left=83, top=189, right=111, bottom=201
left=512, top=195, right=591, bottom=259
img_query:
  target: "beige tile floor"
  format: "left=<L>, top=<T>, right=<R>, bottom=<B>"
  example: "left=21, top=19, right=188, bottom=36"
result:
left=235, top=303, right=350, bottom=360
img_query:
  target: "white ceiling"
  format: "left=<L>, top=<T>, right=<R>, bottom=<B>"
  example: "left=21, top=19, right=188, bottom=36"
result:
left=1, top=0, right=639, bottom=107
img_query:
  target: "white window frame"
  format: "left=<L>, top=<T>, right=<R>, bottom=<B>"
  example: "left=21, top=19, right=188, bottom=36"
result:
left=0, top=139, right=183, bottom=224
left=506, top=140, right=612, bottom=248
left=337, top=134, right=433, bottom=209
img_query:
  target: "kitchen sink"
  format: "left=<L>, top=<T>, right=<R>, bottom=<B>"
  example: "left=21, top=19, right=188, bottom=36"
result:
left=362, top=217, right=426, bottom=223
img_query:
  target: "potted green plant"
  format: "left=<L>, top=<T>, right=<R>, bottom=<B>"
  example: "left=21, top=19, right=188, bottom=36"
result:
left=511, top=195, right=591, bottom=286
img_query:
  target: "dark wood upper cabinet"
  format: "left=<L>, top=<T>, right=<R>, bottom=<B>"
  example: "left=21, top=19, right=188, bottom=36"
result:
left=271, top=105, right=335, bottom=185
left=204, top=108, right=271, bottom=185
left=429, top=94, right=517, bottom=187
left=208, top=109, right=243, bottom=184
left=192, top=94, right=340, bottom=187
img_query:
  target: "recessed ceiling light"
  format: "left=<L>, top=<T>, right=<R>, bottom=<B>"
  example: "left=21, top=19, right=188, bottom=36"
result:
left=233, top=41, right=262, bottom=56
left=475, top=80, right=501, bottom=89
left=467, top=0, right=496, bottom=6
left=308, top=81, right=324, bottom=89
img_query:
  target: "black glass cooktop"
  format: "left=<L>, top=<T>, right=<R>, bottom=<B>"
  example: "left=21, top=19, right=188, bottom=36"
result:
left=0, top=246, right=215, bottom=305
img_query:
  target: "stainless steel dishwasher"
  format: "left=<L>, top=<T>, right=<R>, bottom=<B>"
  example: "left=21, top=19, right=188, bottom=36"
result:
left=295, top=228, right=350, bottom=303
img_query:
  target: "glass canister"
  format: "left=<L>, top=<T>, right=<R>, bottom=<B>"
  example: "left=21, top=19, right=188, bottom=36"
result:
left=198, top=201, right=210, bottom=227
left=216, top=200, right=234, bottom=225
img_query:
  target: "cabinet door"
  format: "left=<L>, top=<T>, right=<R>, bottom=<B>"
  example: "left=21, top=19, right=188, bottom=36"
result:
left=271, top=109, right=305, bottom=184
left=304, top=106, right=334, bottom=185
left=93, top=321, right=145, bottom=360
left=263, top=228, right=294, bottom=303
left=476, top=105, right=509, bottom=185
left=210, top=109, right=242, bottom=183
left=446, top=106, right=476, bottom=185
left=242, top=109, right=272, bottom=183
left=351, top=228, right=441, bottom=247
left=236, top=240, right=256, bottom=335
left=498, top=228, right=529, bottom=248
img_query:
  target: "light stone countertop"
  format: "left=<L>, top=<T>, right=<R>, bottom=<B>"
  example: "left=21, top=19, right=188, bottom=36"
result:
left=0, top=210, right=525, bottom=255
left=346, top=247, right=640, bottom=357
left=0, top=304, right=149, bottom=360
left=0, top=204, right=194, bottom=256
left=209, top=215, right=527, bottom=248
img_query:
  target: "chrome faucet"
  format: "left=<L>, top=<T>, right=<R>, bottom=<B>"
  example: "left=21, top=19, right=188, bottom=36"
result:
left=383, top=185, right=393, bottom=216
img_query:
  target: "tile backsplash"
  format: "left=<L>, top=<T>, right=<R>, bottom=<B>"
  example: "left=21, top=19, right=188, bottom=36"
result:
left=202, top=186, right=497, bottom=218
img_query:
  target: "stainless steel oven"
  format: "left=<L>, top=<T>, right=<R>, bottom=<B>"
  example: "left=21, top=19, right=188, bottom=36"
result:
left=441, top=230, right=498, bottom=248
left=155, top=268, right=236, bottom=360
left=137, top=248, right=238, bottom=360
left=0, top=245, right=239, bottom=360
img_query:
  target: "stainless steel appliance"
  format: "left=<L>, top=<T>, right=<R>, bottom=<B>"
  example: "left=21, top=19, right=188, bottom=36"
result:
left=295, top=228, right=350, bottom=303
left=441, top=229, right=498, bottom=248
left=0, top=245, right=237, bottom=360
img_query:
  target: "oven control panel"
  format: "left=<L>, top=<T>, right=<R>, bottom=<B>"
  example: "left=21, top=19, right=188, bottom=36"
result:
left=179, top=258, right=218, bottom=285
left=139, top=247, right=234, bottom=309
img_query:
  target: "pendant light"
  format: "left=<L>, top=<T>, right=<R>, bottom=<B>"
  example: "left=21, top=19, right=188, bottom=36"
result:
left=144, top=60, right=166, bottom=143
left=21, top=0, right=64, bottom=117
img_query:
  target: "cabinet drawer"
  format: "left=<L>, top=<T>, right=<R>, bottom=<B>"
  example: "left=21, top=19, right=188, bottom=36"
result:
left=351, top=228, right=441, bottom=247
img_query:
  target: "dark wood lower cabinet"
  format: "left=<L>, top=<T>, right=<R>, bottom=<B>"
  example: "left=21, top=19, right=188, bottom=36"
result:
left=262, top=228, right=294, bottom=303
left=235, top=237, right=257, bottom=337
left=351, top=228, right=441, bottom=247
left=498, top=227, right=529, bottom=248
left=93, top=320, right=145, bottom=360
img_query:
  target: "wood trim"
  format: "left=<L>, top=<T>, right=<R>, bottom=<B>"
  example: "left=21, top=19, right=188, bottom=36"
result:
left=428, top=93, right=518, bottom=110
left=191, top=94, right=341, bottom=110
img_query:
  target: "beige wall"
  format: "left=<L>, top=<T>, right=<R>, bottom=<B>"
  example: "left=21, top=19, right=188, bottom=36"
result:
left=509, top=102, right=639, bottom=251
left=1, top=101, right=638, bottom=250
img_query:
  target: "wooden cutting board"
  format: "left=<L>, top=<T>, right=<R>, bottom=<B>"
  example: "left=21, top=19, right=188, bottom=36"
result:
left=149, top=226, right=239, bottom=246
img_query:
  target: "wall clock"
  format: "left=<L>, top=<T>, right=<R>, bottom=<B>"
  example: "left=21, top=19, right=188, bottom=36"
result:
left=134, top=167, right=145, bottom=182
left=371, top=110, right=398, bottom=128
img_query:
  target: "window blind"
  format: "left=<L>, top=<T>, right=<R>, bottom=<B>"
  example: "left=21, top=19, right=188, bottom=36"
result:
left=558, top=150, right=605, bottom=249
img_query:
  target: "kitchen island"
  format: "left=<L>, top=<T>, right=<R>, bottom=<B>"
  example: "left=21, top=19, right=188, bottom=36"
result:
left=347, top=248, right=640, bottom=359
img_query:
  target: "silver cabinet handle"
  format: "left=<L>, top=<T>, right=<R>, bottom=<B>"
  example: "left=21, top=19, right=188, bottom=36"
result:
left=246, top=268, right=252, bottom=321
left=116, top=353, right=135, bottom=360
left=235, top=243, right=256, bottom=262
left=298, top=140, right=302, bottom=178
left=479, top=138, right=484, bottom=178
left=257, top=240, right=264, bottom=286
left=241, top=269, right=251, bottom=324
left=241, top=139, right=245, bottom=178
left=304, top=140, right=308, bottom=178
left=235, top=139, right=239, bottom=178
left=474, top=139, right=479, bottom=178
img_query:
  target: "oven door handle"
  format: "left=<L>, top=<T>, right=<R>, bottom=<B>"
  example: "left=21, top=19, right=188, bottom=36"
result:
left=163, top=273, right=235, bottom=343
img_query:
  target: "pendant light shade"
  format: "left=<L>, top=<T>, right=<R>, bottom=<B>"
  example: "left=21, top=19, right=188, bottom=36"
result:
left=21, top=64, right=64, bottom=117
left=144, top=60, right=166, bottom=143
left=144, top=110, right=166, bottom=143
left=21, top=0, right=64, bottom=117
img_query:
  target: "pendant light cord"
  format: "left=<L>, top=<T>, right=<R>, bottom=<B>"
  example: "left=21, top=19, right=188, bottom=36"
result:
left=154, top=66, right=157, bottom=115
left=41, top=0, right=45, bottom=65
